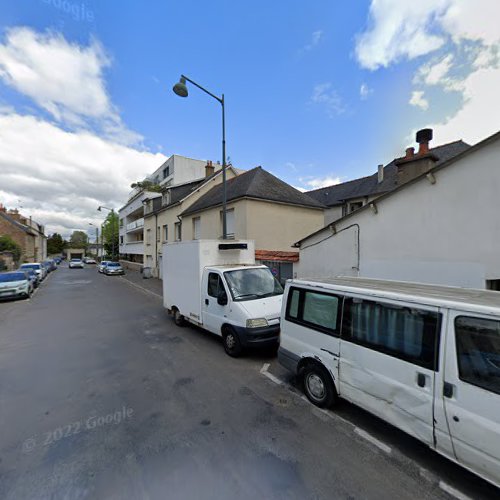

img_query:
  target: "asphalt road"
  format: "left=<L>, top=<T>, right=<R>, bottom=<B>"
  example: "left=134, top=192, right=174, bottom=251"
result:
left=0, top=265, right=497, bottom=499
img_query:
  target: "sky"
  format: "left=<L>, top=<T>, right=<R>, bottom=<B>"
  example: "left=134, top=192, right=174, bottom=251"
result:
left=0, top=0, right=499, bottom=238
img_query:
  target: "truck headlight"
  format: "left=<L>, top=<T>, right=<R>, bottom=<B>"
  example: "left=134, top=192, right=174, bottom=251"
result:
left=246, top=318, right=268, bottom=328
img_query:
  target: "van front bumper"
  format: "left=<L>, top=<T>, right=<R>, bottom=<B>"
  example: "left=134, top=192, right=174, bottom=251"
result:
left=232, top=324, right=280, bottom=347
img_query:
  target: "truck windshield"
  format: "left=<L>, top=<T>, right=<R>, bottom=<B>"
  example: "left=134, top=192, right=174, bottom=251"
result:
left=224, top=268, right=283, bottom=301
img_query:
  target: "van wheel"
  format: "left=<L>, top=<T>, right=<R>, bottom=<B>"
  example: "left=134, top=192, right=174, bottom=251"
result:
left=222, top=327, right=242, bottom=357
left=302, top=364, right=336, bottom=408
left=173, top=309, right=185, bottom=327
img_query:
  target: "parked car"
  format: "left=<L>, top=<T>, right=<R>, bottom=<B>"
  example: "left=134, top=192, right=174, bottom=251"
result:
left=0, top=271, right=34, bottom=299
left=54, top=257, right=62, bottom=265
left=43, top=259, right=57, bottom=271
left=278, top=277, right=500, bottom=489
left=98, top=261, right=110, bottom=273
left=19, top=262, right=46, bottom=281
left=21, top=268, right=40, bottom=288
left=69, top=259, right=84, bottom=269
left=85, top=258, right=97, bottom=264
left=104, top=262, right=124, bottom=276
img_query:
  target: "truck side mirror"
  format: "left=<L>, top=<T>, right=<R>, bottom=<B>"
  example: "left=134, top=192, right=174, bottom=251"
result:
left=217, top=289, right=228, bottom=306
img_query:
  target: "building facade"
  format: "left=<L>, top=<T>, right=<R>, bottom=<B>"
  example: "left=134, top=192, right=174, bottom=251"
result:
left=295, top=130, right=500, bottom=290
left=0, top=205, right=47, bottom=263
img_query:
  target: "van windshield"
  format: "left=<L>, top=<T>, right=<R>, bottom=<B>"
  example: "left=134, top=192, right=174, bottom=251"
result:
left=224, top=268, right=283, bottom=301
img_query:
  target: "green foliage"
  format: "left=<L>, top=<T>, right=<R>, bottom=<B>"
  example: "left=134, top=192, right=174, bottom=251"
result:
left=130, top=180, right=162, bottom=193
left=102, top=211, right=119, bottom=260
left=0, top=258, right=6, bottom=271
left=69, top=230, right=88, bottom=249
left=0, top=235, right=22, bottom=263
left=47, top=233, right=66, bottom=255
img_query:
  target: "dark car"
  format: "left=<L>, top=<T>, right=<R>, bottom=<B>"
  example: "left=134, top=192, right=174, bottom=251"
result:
left=21, top=268, right=40, bottom=288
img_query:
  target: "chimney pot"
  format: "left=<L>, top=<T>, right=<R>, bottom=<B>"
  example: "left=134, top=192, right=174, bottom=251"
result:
left=377, top=164, right=384, bottom=183
left=405, top=147, right=415, bottom=159
left=416, top=128, right=433, bottom=155
left=205, top=161, right=215, bottom=178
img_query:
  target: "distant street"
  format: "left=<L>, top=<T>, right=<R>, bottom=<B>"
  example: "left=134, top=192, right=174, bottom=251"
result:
left=0, top=265, right=496, bottom=499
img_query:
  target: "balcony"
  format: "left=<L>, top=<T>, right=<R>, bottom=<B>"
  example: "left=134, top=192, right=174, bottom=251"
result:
left=126, top=217, right=144, bottom=232
left=122, top=241, right=144, bottom=255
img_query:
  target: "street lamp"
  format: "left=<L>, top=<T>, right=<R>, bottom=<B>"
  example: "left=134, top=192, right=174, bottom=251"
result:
left=97, top=206, right=116, bottom=260
left=173, top=75, right=228, bottom=239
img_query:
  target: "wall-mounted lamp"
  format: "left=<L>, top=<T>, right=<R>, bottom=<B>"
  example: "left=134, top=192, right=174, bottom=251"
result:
left=369, top=202, right=378, bottom=214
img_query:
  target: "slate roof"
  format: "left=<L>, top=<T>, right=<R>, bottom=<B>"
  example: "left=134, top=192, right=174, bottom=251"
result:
left=306, top=140, right=470, bottom=207
left=181, top=167, right=325, bottom=216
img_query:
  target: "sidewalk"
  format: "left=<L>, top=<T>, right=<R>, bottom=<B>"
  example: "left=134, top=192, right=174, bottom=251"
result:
left=121, top=268, right=163, bottom=299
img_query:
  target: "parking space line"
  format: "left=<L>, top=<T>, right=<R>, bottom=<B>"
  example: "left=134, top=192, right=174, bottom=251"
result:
left=354, top=427, right=392, bottom=454
left=439, top=481, right=472, bottom=500
left=259, top=362, right=285, bottom=385
left=119, top=277, right=162, bottom=300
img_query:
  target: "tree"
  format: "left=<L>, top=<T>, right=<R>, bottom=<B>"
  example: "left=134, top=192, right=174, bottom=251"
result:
left=47, top=233, right=66, bottom=255
left=102, top=211, right=119, bottom=260
left=130, top=180, right=162, bottom=192
left=0, top=235, right=22, bottom=263
left=69, top=231, right=88, bottom=249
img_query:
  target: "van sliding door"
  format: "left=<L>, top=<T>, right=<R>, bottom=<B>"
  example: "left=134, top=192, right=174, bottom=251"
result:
left=339, top=297, right=441, bottom=447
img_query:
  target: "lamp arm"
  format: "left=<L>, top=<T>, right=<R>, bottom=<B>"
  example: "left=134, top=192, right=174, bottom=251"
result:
left=181, top=74, right=223, bottom=105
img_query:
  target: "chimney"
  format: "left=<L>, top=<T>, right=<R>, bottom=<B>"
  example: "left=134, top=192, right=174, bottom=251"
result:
left=405, top=147, right=415, bottom=159
left=416, top=128, right=433, bottom=155
left=377, top=164, right=384, bottom=183
left=0, top=203, right=5, bottom=213
left=205, top=160, right=215, bottom=178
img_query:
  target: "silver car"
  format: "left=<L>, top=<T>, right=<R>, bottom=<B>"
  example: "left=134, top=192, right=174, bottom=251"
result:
left=0, top=271, right=34, bottom=299
left=19, top=262, right=46, bottom=281
left=69, top=259, right=84, bottom=269
left=104, top=262, right=124, bottom=276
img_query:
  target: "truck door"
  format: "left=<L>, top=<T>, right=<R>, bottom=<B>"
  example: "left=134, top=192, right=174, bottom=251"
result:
left=442, top=311, right=500, bottom=487
left=202, top=272, right=229, bottom=336
left=339, top=297, right=440, bottom=447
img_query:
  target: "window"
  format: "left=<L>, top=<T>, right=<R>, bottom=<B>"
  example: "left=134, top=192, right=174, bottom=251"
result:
left=207, top=272, right=226, bottom=301
left=349, top=201, right=363, bottom=213
left=119, top=236, right=124, bottom=244
left=193, top=217, right=201, bottom=240
left=174, top=222, right=181, bottom=241
left=221, top=208, right=235, bottom=238
left=163, top=224, right=168, bottom=242
left=342, top=298, right=441, bottom=370
left=119, top=218, right=124, bottom=227
left=455, top=316, right=500, bottom=395
left=285, top=287, right=340, bottom=336
left=157, top=226, right=160, bottom=242
left=486, top=280, right=500, bottom=291
left=163, top=166, right=170, bottom=179
left=146, top=228, right=152, bottom=245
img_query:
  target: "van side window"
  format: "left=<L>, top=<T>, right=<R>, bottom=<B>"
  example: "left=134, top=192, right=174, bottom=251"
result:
left=285, top=288, right=340, bottom=336
left=208, top=273, right=223, bottom=298
left=342, top=298, right=441, bottom=370
left=455, top=316, right=500, bottom=395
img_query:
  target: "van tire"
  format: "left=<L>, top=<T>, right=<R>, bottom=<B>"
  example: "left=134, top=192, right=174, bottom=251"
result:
left=222, top=326, right=243, bottom=357
left=173, top=309, right=185, bottom=327
left=301, top=363, right=336, bottom=408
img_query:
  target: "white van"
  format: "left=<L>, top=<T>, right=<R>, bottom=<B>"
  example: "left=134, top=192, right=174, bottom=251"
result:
left=163, top=240, right=283, bottom=356
left=278, top=277, right=500, bottom=488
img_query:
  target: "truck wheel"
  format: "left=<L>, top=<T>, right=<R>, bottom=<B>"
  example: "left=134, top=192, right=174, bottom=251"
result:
left=222, top=327, right=242, bottom=357
left=173, top=309, right=185, bottom=327
left=301, top=363, right=336, bottom=408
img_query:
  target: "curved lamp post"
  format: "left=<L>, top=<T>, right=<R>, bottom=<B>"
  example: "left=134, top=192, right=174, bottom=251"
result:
left=173, top=75, right=228, bottom=239
left=97, top=206, right=116, bottom=260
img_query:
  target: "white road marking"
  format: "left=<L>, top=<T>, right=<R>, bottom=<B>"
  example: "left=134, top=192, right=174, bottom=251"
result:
left=119, top=277, right=162, bottom=299
left=439, top=481, right=472, bottom=500
left=259, top=363, right=285, bottom=385
left=354, top=427, right=392, bottom=454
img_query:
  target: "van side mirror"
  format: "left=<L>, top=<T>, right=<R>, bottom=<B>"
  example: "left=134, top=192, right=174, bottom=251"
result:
left=217, top=289, right=228, bottom=306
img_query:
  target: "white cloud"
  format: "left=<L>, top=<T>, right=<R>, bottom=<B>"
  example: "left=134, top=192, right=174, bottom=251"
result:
left=415, top=54, right=454, bottom=85
left=360, top=83, right=373, bottom=100
left=0, top=27, right=140, bottom=145
left=409, top=90, right=429, bottom=110
left=0, top=112, right=165, bottom=238
left=355, top=0, right=449, bottom=70
left=299, top=175, right=342, bottom=190
left=311, top=83, right=345, bottom=117
left=300, top=30, right=323, bottom=53
left=356, top=1, right=500, bottom=144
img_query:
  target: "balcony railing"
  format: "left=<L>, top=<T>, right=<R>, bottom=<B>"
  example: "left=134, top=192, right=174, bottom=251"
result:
left=126, top=217, right=144, bottom=231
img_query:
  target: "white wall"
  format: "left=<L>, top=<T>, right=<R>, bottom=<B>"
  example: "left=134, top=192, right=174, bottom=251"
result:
left=150, top=155, right=207, bottom=187
left=296, top=137, right=500, bottom=289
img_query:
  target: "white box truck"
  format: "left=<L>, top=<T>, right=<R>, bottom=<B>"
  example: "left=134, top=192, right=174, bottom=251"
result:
left=163, top=240, right=283, bottom=356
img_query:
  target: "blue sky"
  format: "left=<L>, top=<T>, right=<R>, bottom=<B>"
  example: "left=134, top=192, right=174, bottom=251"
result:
left=0, top=0, right=499, bottom=235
